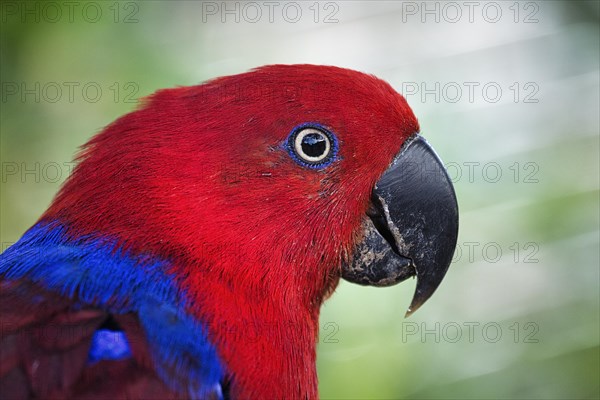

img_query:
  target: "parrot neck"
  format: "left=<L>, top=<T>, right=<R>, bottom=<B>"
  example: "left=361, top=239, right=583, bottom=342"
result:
left=186, top=266, right=338, bottom=399
left=42, top=203, right=342, bottom=398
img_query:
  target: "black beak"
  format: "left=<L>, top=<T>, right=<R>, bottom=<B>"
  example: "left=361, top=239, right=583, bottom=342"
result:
left=342, top=135, right=459, bottom=317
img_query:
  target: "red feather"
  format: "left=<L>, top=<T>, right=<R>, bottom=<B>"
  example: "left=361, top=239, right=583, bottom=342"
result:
left=39, top=65, right=418, bottom=398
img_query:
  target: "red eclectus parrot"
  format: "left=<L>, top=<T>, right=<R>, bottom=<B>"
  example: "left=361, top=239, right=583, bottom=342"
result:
left=0, top=65, right=458, bottom=400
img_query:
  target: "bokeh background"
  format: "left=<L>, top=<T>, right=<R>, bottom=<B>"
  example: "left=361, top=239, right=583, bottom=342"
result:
left=1, top=1, right=598, bottom=399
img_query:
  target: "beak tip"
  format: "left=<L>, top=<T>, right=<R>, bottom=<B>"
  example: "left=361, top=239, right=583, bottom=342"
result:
left=404, top=275, right=439, bottom=317
left=404, top=296, right=423, bottom=318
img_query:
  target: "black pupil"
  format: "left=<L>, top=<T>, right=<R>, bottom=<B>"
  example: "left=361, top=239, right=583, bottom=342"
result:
left=301, top=133, right=327, bottom=158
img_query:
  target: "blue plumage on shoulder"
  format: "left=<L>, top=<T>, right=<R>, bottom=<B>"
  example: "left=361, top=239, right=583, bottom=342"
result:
left=0, top=221, right=225, bottom=399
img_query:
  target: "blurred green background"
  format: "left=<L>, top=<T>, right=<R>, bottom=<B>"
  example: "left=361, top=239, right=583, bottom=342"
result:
left=1, top=1, right=598, bottom=399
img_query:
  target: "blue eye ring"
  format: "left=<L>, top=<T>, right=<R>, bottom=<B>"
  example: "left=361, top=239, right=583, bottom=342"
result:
left=285, top=123, right=339, bottom=169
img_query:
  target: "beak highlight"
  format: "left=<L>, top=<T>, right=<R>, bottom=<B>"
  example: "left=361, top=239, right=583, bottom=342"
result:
left=342, top=135, right=459, bottom=317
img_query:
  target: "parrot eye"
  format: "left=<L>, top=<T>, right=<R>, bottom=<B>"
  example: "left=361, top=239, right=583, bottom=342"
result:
left=286, top=124, right=338, bottom=169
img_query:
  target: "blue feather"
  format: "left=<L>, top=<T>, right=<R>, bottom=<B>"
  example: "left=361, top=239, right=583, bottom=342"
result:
left=88, top=329, right=132, bottom=363
left=0, top=221, right=224, bottom=399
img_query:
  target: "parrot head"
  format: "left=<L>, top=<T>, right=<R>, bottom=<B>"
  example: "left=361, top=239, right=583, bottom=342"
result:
left=41, top=64, right=458, bottom=398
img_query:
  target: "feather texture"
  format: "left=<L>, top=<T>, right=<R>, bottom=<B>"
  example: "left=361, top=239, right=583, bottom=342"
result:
left=0, top=222, right=223, bottom=399
left=1, top=65, right=419, bottom=399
